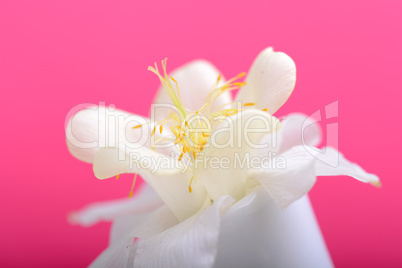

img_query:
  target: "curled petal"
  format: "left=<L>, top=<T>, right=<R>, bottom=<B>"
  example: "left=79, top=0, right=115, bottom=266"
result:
left=236, top=47, right=296, bottom=114
left=314, top=147, right=380, bottom=185
left=93, top=146, right=208, bottom=221
left=133, top=196, right=235, bottom=268
left=249, top=146, right=380, bottom=210
left=65, top=105, right=150, bottom=163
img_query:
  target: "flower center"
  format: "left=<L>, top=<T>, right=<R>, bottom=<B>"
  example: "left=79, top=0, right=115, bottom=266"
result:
left=132, top=59, right=267, bottom=193
left=146, top=59, right=248, bottom=159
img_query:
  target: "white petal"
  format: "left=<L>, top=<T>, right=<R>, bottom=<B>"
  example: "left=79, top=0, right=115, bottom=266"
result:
left=251, top=113, right=320, bottom=175
left=314, top=147, right=380, bottom=185
left=68, top=184, right=163, bottom=227
left=110, top=214, right=147, bottom=247
left=93, top=146, right=208, bottom=221
left=197, top=109, right=281, bottom=201
left=91, top=205, right=179, bottom=268
left=152, top=60, right=232, bottom=121
left=214, top=186, right=333, bottom=268
left=122, top=205, right=179, bottom=240
left=89, top=241, right=132, bottom=268
left=133, top=196, right=235, bottom=268
left=248, top=146, right=316, bottom=210
left=236, top=47, right=296, bottom=114
left=65, top=105, right=151, bottom=163
left=250, top=146, right=380, bottom=210
left=278, top=113, right=322, bottom=154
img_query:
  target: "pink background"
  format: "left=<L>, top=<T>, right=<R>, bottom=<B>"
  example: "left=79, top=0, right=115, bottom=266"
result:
left=1, top=0, right=401, bottom=267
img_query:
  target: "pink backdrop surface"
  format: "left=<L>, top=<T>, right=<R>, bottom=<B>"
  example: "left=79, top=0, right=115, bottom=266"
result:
left=1, top=0, right=401, bottom=267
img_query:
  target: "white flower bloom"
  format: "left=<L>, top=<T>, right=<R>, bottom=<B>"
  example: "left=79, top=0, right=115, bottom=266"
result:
left=66, top=47, right=380, bottom=268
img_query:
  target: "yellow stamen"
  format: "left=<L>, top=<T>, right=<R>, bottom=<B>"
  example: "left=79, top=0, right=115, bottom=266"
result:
left=148, top=59, right=186, bottom=118
left=202, top=132, right=210, bottom=137
left=132, top=124, right=142, bottom=129
left=129, top=174, right=138, bottom=198
left=233, top=82, right=247, bottom=87
left=220, top=85, right=230, bottom=92
left=151, top=126, right=156, bottom=137
left=370, top=181, right=382, bottom=188
left=244, top=102, right=255, bottom=106
left=178, top=152, right=184, bottom=161
left=237, top=72, right=246, bottom=78
left=174, top=135, right=183, bottom=145
left=160, top=125, right=163, bottom=134
left=262, top=108, right=268, bottom=111
left=116, top=174, right=120, bottom=179
left=189, top=176, right=194, bottom=193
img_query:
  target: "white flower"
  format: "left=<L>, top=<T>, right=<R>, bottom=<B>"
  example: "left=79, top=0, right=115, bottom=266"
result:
left=66, top=47, right=380, bottom=268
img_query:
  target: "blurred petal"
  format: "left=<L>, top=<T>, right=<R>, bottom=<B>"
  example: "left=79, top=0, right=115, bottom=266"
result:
left=110, top=214, right=146, bottom=247
left=89, top=241, right=132, bottom=268
left=236, top=47, right=296, bottom=114
left=249, top=146, right=316, bottom=210
left=65, top=105, right=150, bottom=163
left=115, top=205, right=179, bottom=242
left=68, top=184, right=163, bottom=227
left=197, top=109, right=281, bottom=201
left=133, top=196, right=235, bottom=268
left=315, top=147, right=380, bottom=185
left=152, top=60, right=232, bottom=120
left=93, top=146, right=208, bottom=221
left=91, top=205, right=179, bottom=268
left=278, top=113, right=322, bottom=154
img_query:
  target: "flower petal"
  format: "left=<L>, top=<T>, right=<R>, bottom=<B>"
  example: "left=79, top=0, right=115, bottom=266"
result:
left=214, top=186, right=333, bottom=268
left=197, top=109, right=281, bottom=201
left=249, top=146, right=380, bottom=210
left=90, top=205, right=179, bottom=268
left=68, top=184, right=163, bottom=227
left=133, top=196, right=235, bottom=268
left=93, top=146, right=208, bottom=221
left=152, top=60, right=232, bottom=121
left=236, top=47, right=296, bottom=114
left=278, top=113, right=322, bottom=154
left=88, top=241, right=132, bottom=268
left=119, top=205, right=179, bottom=241
left=66, top=105, right=151, bottom=163
left=314, top=147, right=380, bottom=185
left=248, top=146, right=316, bottom=210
